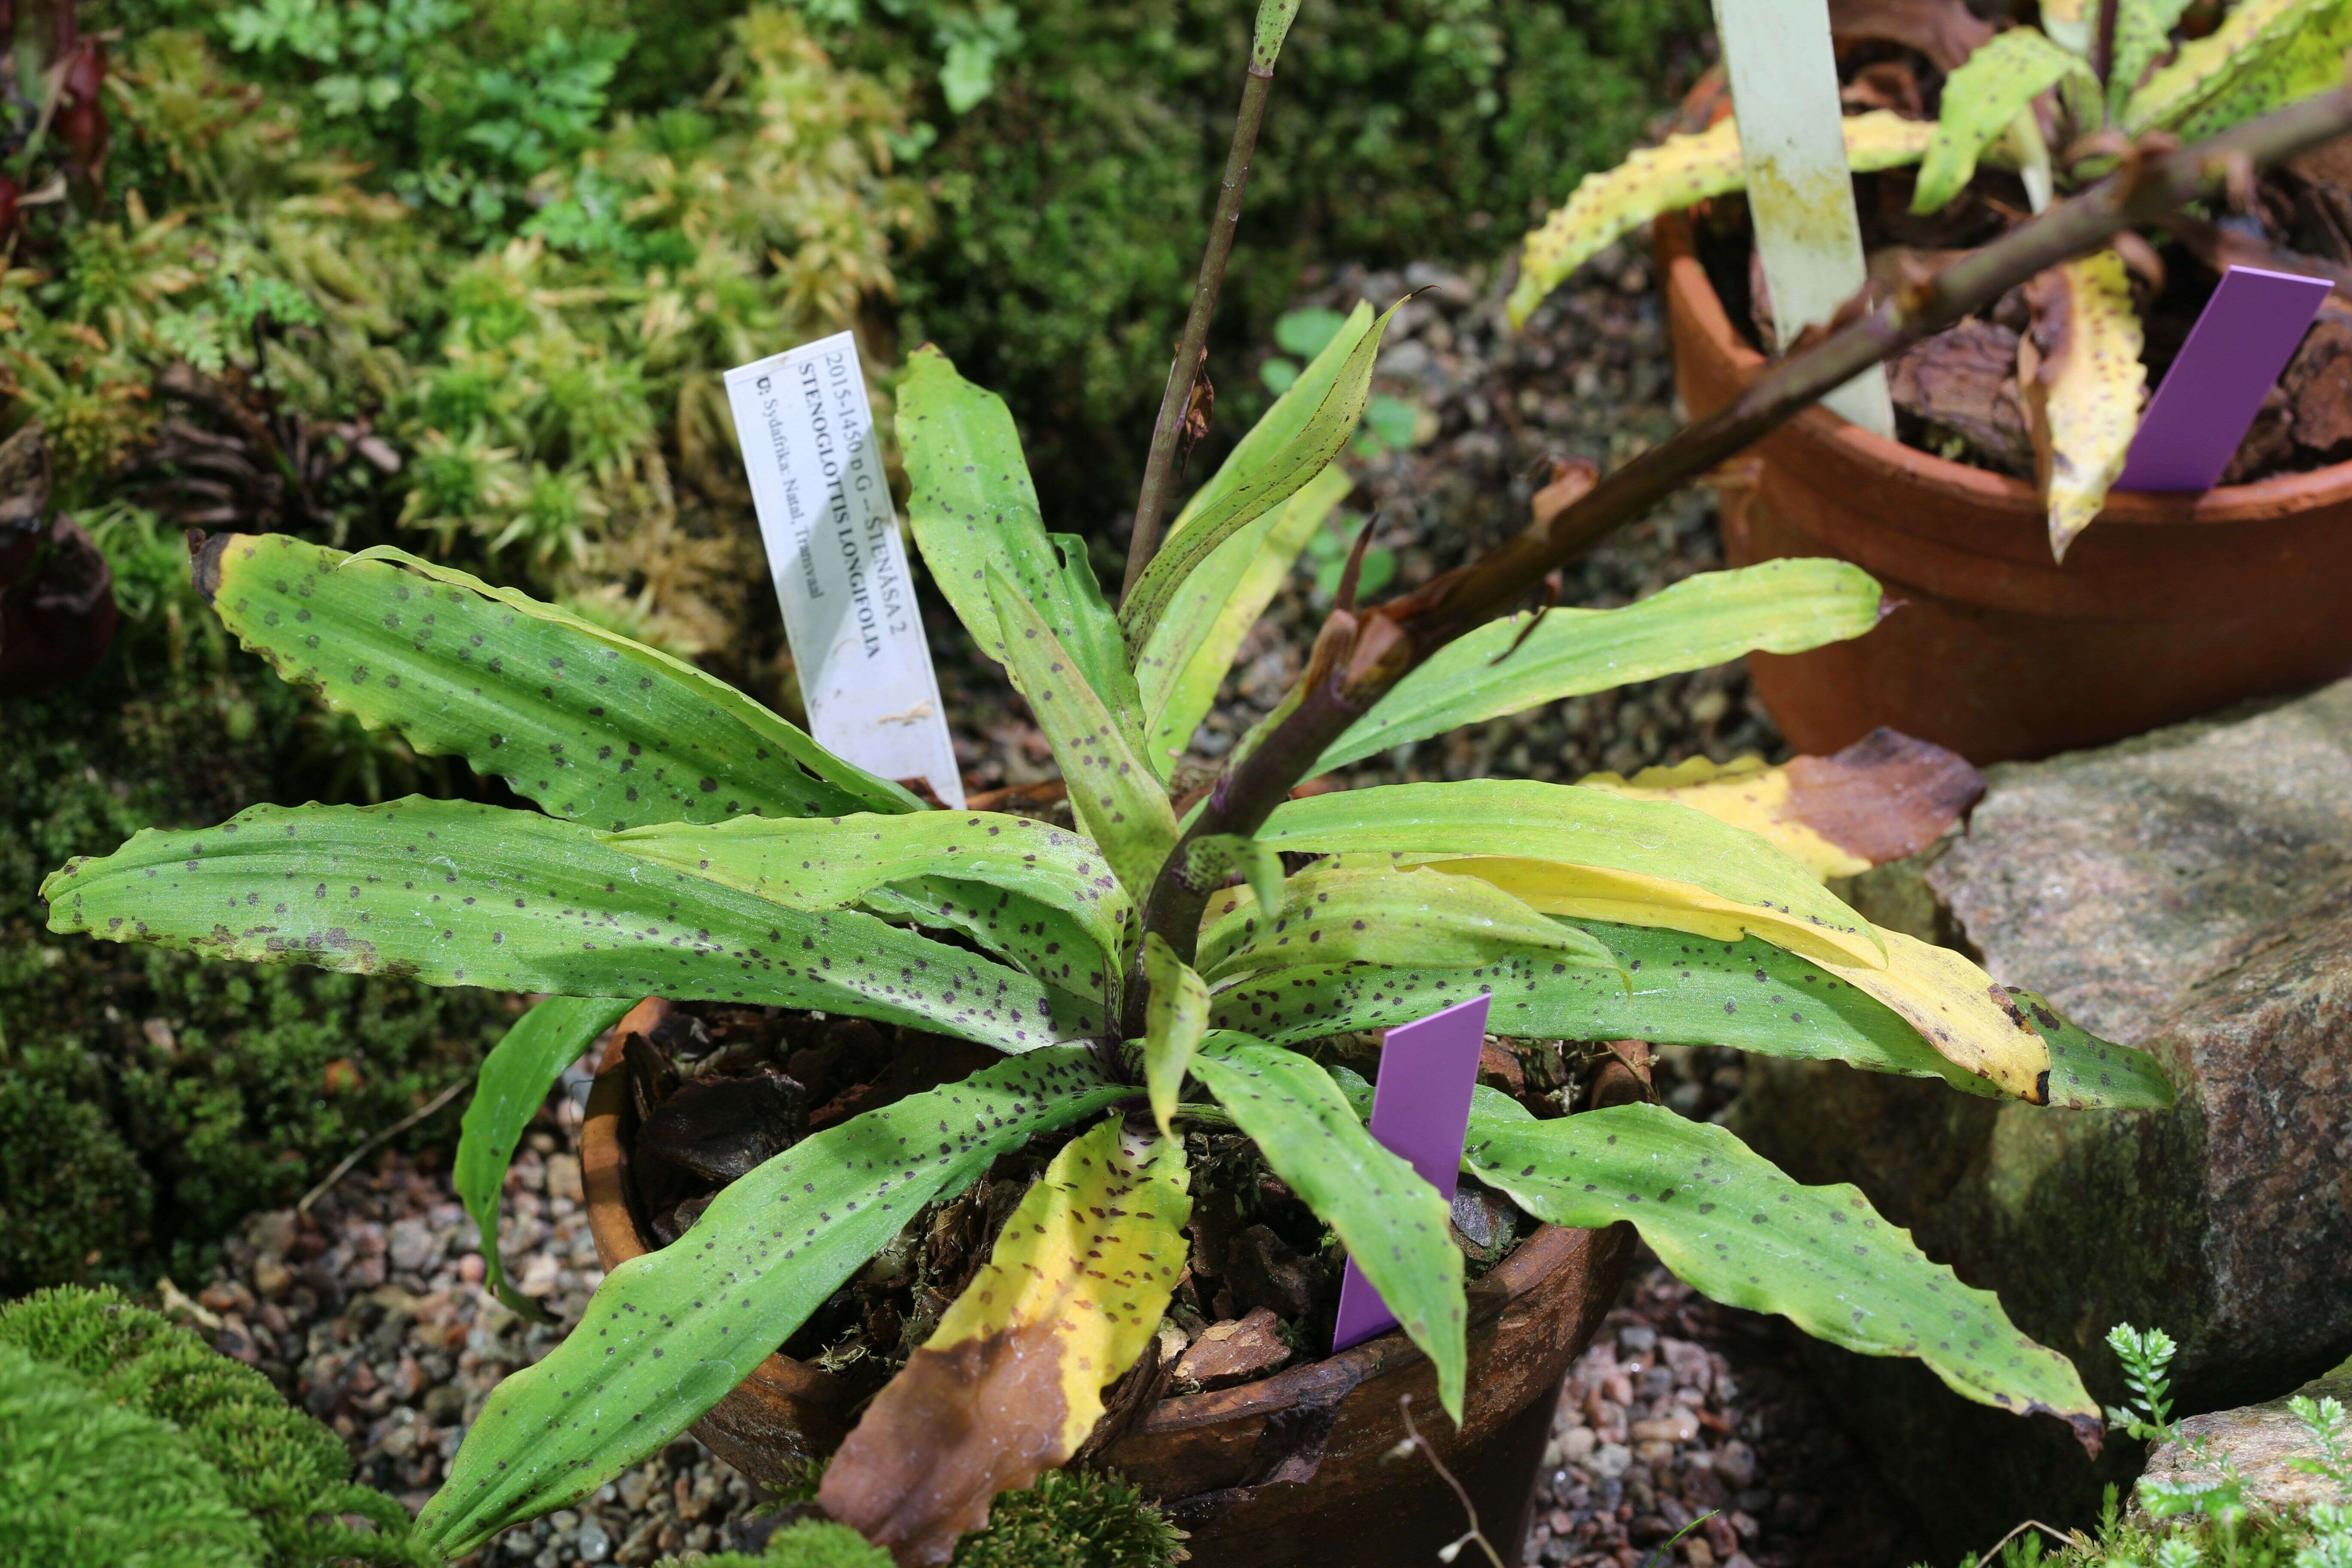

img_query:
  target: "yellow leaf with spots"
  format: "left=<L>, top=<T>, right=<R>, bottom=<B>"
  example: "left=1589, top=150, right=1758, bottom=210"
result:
left=2021, top=252, right=2146, bottom=562
left=1508, top=111, right=1933, bottom=327
left=817, top=1117, right=1191, bottom=1565
left=1357, top=860, right=2052, bottom=1099
left=1259, top=779, right=1886, bottom=969
left=986, top=564, right=1179, bottom=899
left=1396, top=853, right=1884, bottom=971
left=1576, top=730, right=1984, bottom=882
left=2122, top=0, right=2352, bottom=139
left=1804, top=928, right=2052, bottom=1101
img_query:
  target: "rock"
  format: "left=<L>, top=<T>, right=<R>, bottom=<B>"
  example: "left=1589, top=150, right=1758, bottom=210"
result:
left=544, top=1153, right=584, bottom=1205
left=1448, top=1183, right=1520, bottom=1266
left=1630, top=1409, right=1699, bottom=1444
left=389, top=1218, right=439, bottom=1273
left=1174, top=1307, right=1291, bottom=1389
left=1734, top=681, right=2352, bottom=1549
left=1590, top=1442, right=1634, bottom=1479
left=2138, top=1354, right=2352, bottom=1516
left=1713, top=1439, right=1756, bottom=1490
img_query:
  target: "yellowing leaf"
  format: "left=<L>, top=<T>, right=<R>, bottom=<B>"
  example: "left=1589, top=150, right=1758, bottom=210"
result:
left=1575, top=729, right=1982, bottom=882
left=1373, top=860, right=2050, bottom=1099
left=817, top=1118, right=1190, bottom=1566
left=1912, top=28, right=2098, bottom=214
left=1260, top=780, right=1887, bottom=969
left=1141, top=934, right=1208, bottom=1137
left=2122, top=0, right=2352, bottom=138
left=1507, top=112, right=1932, bottom=327
left=1397, top=854, right=1881, bottom=971
left=985, top=566, right=1179, bottom=899
left=1792, top=927, right=2052, bottom=1099
left=2021, top=252, right=2145, bottom=562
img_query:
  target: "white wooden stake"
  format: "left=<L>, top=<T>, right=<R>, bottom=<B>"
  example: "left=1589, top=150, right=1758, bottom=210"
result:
left=1713, top=0, right=1897, bottom=436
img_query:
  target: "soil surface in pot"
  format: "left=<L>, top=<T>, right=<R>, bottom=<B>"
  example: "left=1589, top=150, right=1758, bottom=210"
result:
left=1672, top=54, right=2352, bottom=492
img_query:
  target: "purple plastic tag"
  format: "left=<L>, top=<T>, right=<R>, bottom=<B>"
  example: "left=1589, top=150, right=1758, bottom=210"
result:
left=2116, top=264, right=2331, bottom=493
left=1331, top=992, right=1491, bottom=1353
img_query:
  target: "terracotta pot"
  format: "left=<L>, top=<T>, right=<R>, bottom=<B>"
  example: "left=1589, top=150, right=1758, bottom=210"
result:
left=581, top=1001, right=1638, bottom=1568
left=1654, top=210, right=2352, bottom=765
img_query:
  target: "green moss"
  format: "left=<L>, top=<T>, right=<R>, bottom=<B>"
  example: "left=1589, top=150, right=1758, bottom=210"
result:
left=665, top=1519, right=896, bottom=1567
left=949, top=1470, right=1184, bottom=1568
left=0, top=1339, right=265, bottom=1568
left=0, top=1286, right=425, bottom=1566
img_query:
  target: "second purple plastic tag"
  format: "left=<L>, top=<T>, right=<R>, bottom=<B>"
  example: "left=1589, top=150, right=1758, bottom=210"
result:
left=1331, top=992, right=1492, bottom=1353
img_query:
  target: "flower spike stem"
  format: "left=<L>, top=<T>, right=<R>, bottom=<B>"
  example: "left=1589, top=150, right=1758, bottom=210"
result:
left=1121, top=0, right=1304, bottom=602
left=1123, top=77, right=2352, bottom=1025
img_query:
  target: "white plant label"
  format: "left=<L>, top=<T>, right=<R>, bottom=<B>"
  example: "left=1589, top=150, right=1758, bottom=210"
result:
left=1713, top=0, right=1896, bottom=436
left=724, top=331, right=965, bottom=808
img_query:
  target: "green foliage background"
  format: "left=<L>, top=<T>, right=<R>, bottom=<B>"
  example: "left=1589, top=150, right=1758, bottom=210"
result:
left=821, top=0, right=1708, bottom=524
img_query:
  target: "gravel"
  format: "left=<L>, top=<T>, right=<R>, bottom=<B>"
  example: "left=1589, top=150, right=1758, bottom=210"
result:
left=176, top=1068, right=766, bottom=1568
left=1523, top=1255, right=1923, bottom=1568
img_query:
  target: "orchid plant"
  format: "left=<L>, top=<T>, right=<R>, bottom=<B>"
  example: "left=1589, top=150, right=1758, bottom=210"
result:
left=1506, top=0, right=2352, bottom=558
left=39, top=10, right=2352, bottom=1564
left=43, top=312, right=2170, bottom=1561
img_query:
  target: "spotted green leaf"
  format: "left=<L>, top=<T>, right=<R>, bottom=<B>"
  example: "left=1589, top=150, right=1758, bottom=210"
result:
left=1194, top=861, right=1619, bottom=983
left=1141, top=934, right=1209, bottom=1137
left=1119, top=302, right=1401, bottom=650
left=986, top=566, right=1179, bottom=900
left=602, top=809, right=1130, bottom=981
left=1180, top=833, right=1287, bottom=925
left=2122, top=0, right=2352, bottom=138
left=1210, top=918, right=1992, bottom=1092
left=1188, top=1033, right=1467, bottom=1422
left=40, top=799, right=1078, bottom=1053
left=2021, top=251, right=2145, bottom=562
left=1506, top=112, right=1933, bottom=327
left=1315, top=560, right=1883, bottom=773
left=454, top=997, right=634, bottom=1319
left=2017, top=986, right=2174, bottom=1109
left=2108, top=0, right=2196, bottom=114
left=1913, top=28, right=2098, bottom=214
left=897, top=346, right=1142, bottom=746
left=193, top=534, right=919, bottom=829
left=1459, top=1099, right=2101, bottom=1440
left=1259, top=780, right=1885, bottom=970
left=414, top=1049, right=1130, bottom=1559
left=1139, top=461, right=1353, bottom=779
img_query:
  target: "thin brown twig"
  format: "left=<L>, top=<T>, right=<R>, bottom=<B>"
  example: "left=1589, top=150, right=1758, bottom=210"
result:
left=297, top=1076, right=471, bottom=1213
left=1387, top=1393, right=1506, bottom=1568
left=1120, top=67, right=1276, bottom=603
left=1980, top=1518, right=2078, bottom=1563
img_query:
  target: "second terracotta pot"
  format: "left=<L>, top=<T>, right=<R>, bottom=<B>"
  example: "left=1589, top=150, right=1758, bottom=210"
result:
left=1656, top=211, right=2352, bottom=766
left=581, top=1000, right=1638, bottom=1568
